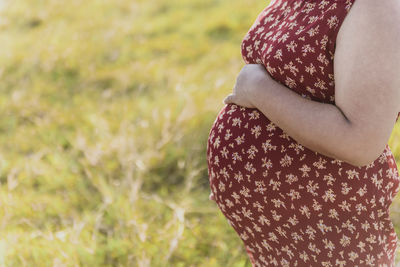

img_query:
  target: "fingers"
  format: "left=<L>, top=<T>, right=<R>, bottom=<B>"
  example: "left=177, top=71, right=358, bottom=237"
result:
left=223, top=94, right=234, bottom=104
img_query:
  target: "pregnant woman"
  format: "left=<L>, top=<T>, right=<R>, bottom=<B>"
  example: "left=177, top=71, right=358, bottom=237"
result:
left=206, top=0, right=400, bottom=266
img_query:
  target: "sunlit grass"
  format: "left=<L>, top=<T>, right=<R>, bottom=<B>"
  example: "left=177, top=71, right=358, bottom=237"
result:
left=0, top=0, right=400, bottom=266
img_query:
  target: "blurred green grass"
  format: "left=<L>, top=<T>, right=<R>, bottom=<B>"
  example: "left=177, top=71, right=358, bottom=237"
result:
left=0, top=0, right=400, bottom=266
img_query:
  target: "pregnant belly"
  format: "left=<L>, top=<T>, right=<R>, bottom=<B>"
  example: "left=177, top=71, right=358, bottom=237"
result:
left=205, top=104, right=400, bottom=265
left=206, top=102, right=311, bottom=175
left=205, top=103, right=399, bottom=209
left=206, top=103, right=314, bottom=203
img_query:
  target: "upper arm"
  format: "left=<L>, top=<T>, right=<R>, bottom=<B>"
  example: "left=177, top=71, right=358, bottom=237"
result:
left=334, top=0, right=400, bottom=165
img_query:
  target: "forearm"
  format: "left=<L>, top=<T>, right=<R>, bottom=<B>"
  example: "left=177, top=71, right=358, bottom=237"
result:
left=251, top=76, right=363, bottom=166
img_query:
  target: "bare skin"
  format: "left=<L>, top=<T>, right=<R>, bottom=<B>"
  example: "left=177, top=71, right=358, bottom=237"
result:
left=223, top=0, right=400, bottom=167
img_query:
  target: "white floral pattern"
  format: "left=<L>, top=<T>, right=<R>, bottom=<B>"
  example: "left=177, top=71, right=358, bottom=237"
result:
left=206, top=0, right=400, bottom=266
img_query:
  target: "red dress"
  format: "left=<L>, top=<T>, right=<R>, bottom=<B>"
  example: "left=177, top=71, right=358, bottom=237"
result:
left=206, top=0, right=400, bottom=266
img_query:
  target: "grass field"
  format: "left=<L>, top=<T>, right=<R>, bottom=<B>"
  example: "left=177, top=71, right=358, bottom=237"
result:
left=1, top=0, right=400, bottom=266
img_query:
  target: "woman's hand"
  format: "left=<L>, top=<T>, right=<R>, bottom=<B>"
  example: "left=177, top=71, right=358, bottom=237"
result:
left=223, top=64, right=271, bottom=108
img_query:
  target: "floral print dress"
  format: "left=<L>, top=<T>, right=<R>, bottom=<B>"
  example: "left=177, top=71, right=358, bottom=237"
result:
left=206, top=0, right=400, bottom=266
